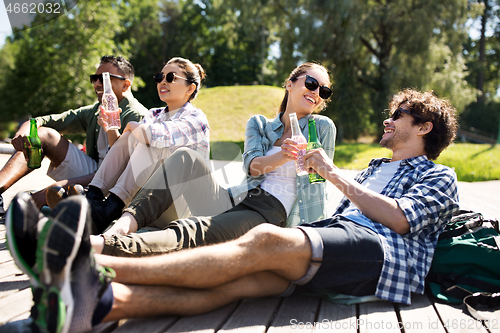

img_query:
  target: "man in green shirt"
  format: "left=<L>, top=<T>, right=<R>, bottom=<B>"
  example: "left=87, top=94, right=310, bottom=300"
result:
left=0, top=56, right=147, bottom=213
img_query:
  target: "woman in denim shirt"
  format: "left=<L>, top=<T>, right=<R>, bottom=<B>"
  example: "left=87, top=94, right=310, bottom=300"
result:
left=90, top=62, right=337, bottom=257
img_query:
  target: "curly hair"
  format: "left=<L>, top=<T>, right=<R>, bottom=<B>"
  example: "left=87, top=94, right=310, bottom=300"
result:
left=389, top=88, right=458, bottom=160
left=279, top=62, right=332, bottom=114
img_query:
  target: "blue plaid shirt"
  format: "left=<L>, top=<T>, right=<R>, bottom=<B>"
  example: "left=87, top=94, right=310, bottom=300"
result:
left=229, top=113, right=336, bottom=227
left=334, top=156, right=459, bottom=304
left=143, top=102, right=210, bottom=162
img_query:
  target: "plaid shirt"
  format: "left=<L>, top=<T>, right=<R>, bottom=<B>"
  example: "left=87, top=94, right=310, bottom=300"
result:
left=229, top=113, right=336, bottom=227
left=143, top=102, right=210, bottom=162
left=334, top=156, right=459, bottom=304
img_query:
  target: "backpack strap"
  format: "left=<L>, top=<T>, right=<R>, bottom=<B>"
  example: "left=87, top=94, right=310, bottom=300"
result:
left=464, top=292, right=500, bottom=321
left=428, top=272, right=500, bottom=298
left=439, top=212, right=484, bottom=240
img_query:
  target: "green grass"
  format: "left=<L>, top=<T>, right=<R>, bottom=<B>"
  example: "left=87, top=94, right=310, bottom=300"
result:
left=194, top=86, right=499, bottom=182
left=194, top=85, right=284, bottom=142
left=334, top=143, right=500, bottom=181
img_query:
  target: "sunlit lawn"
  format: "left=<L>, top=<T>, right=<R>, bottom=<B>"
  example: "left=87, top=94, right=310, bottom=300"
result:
left=334, top=143, right=500, bottom=182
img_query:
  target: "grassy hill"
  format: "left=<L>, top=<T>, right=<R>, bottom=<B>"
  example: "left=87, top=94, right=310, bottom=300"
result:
left=192, top=85, right=499, bottom=181
left=193, top=85, right=285, bottom=142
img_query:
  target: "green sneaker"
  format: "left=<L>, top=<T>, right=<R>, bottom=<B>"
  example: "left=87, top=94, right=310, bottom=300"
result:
left=6, top=192, right=47, bottom=287
left=34, top=195, right=115, bottom=333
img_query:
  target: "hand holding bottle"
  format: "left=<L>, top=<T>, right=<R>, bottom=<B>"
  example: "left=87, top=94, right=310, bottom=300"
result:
left=101, top=72, right=121, bottom=130
left=98, top=105, right=122, bottom=132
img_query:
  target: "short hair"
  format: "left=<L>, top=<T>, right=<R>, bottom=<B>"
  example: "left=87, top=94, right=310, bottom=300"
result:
left=166, top=57, right=206, bottom=101
left=100, top=55, right=135, bottom=81
left=389, top=88, right=458, bottom=160
left=279, top=62, right=332, bottom=114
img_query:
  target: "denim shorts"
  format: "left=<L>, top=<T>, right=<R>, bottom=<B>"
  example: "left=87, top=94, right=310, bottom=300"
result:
left=282, top=217, right=384, bottom=297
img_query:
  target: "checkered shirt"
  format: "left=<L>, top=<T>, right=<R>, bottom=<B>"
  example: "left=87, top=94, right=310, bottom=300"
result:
left=334, top=156, right=459, bottom=304
left=143, top=102, right=210, bottom=162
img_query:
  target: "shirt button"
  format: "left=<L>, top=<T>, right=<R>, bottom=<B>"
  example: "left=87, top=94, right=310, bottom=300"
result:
left=299, top=200, right=302, bottom=203
left=302, top=219, right=305, bottom=222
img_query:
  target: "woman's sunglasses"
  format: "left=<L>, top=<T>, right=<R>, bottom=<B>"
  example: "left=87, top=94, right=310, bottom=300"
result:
left=153, top=72, right=188, bottom=84
left=296, top=75, right=332, bottom=100
left=391, top=108, right=426, bottom=121
left=90, top=73, right=126, bottom=84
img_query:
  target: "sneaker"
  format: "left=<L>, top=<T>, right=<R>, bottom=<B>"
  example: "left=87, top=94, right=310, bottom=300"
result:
left=6, top=192, right=48, bottom=287
left=0, top=192, right=5, bottom=216
left=33, top=195, right=115, bottom=333
left=46, top=184, right=85, bottom=210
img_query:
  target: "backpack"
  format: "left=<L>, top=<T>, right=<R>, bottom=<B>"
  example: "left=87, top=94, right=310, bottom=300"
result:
left=427, top=210, right=500, bottom=320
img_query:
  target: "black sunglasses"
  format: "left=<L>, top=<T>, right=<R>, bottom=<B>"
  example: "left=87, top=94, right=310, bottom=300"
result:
left=90, top=73, right=126, bottom=84
left=153, top=72, right=188, bottom=84
left=391, top=108, right=426, bottom=121
left=296, top=75, right=332, bottom=100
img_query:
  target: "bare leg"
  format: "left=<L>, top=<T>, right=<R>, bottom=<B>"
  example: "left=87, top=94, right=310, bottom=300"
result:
left=96, top=224, right=312, bottom=288
left=105, top=271, right=290, bottom=320
left=0, top=127, right=69, bottom=193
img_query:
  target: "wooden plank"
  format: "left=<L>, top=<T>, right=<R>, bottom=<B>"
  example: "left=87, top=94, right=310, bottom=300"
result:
left=89, top=321, right=120, bottom=333
left=397, top=293, right=446, bottom=333
left=111, top=316, right=178, bottom=333
left=267, top=295, right=319, bottom=333
left=0, top=249, right=13, bottom=265
left=0, top=288, right=32, bottom=325
left=0, top=273, right=29, bottom=299
left=313, top=300, right=357, bottom=333
left=218, top=297, right=282, bottom=333
left=165, top=302, right=238, bottom=333
left=0, top=260, right=24, bottom=281
left=433, top=301, right=488, bottom=333
left=358, top=301, right=401, bottom=333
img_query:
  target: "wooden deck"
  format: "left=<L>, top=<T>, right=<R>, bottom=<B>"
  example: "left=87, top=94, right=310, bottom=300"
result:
left=1, top=150, right=500, bottom=332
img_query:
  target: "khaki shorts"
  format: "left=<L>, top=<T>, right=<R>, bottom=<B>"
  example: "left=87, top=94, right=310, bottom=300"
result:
left=47, top=143, right=98, bottom=181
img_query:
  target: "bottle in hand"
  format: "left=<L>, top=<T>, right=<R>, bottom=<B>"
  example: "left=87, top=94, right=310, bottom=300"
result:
left=26, top=118, right=41, bottom=169
left=307, top=118, right=325, bottom=183
left=101, top=72, right=121, bottom=130
left=289, top=113, right=308, bottom=176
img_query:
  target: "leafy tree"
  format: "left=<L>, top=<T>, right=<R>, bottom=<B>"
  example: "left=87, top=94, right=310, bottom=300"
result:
left=272, top=0, right=479, bottom=139
left=0, top=0, right=128, bottom=121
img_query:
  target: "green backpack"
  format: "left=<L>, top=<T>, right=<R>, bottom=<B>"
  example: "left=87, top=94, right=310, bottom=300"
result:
left=427, top=210, right=500, bottom=320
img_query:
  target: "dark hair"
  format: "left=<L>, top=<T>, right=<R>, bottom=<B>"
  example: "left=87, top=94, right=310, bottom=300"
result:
left=279, top=62, right=331, bottom=114
left=389, top=88, right=458, bottom=160
left=100, top=55, right=135, bottom=81
left=167, top=57, right=206, bottom=101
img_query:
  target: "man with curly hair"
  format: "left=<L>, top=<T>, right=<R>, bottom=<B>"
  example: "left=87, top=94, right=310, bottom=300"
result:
left=7, top=88, right=460, bottom=331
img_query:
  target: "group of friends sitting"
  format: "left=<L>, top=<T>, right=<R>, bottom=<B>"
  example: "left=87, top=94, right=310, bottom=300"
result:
left=1, top=55, right=459, bottom=333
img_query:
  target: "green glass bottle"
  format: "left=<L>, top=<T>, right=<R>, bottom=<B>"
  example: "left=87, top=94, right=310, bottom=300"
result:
left=26, top=118, right=41, bottom=169
left=307, top=119, right=325, bottom=183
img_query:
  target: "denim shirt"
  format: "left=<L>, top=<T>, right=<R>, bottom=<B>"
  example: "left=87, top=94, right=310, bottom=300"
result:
left=228, top=112, right=336, bottom=227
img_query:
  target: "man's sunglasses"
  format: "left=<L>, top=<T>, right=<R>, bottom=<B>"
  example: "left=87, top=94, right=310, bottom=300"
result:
left=90, top=73, right=126, bottom=84
left=296, top=75, right=332, bottom=100
left=153, top=72, right=188, bottom=84
left=391, top=108, right=426, bottom=121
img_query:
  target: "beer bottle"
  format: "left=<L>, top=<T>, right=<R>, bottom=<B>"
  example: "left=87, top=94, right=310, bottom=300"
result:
left=289, top=113, right=308, bottom=176
left=26, top=118, right=41, bottom=169
left=307, top=118, right=325, bottom=183
left=101, top=72, right=121, bottom=130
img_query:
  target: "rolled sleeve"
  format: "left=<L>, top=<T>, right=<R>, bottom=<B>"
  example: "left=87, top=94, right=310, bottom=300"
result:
left=396, top=166, right=459, bottom=235
left=242, top=115, right=272, bottom=175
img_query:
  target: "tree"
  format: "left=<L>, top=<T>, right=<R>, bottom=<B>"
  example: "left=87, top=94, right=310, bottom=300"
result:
left=0, top=0, right=127, bottom=121
left=272, top=0, right=479, bottom=139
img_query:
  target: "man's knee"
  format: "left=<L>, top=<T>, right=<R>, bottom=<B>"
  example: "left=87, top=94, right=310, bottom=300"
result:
left=238, top=223, right=306, bottom=253
left=37, top=126, right=62, bottom=144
